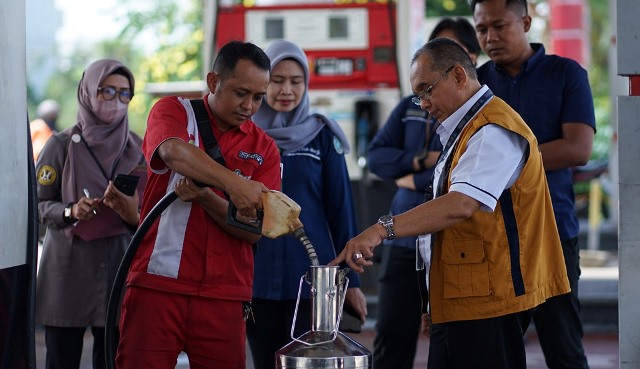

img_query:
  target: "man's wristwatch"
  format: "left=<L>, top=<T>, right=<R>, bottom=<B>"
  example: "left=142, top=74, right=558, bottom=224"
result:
left=378, top=214, right=395, bottom=240
left=63, top=203, right=78, bottom=225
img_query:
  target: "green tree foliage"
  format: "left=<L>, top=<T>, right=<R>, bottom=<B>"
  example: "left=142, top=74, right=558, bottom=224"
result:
left=586, top=0, right=612, bottom=162
left=31, top=0, right=204, bottom=137
left=115, top=0, right=205, bottom=135
left=116, top=0, right=205, bottom=83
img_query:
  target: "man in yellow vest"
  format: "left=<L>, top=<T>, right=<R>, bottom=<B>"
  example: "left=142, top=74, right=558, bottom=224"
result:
left=331, top=38, right=570, bottom=368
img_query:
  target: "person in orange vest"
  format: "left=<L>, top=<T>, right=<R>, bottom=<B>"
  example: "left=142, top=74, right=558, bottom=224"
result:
left=30, top=99, right=59, bottom=162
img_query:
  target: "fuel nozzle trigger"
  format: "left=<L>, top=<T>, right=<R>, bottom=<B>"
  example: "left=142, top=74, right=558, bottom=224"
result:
left=226, top=201, right=263, bottom=234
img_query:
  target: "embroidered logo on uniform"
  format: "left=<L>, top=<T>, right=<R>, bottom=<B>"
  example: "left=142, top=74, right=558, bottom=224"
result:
left=333, top=136, right=344, bottom=154
left=37, top=165, right=56, bottom=185
left=284, top=147, right=321, bottom=161
left=188, top=133, right=195, bottom=145
left=238, top=151, right=264, bottom=165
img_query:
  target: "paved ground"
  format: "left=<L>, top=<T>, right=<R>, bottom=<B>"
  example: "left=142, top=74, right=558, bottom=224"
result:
left=348, top=327, right=620, bottom=369
left=34, top=246, right=619, bottom=368
left=35, top=324, right=619, bottom=369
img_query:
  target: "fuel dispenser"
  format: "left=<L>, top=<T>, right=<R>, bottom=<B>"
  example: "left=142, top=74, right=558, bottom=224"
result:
left=212, top=0, right=402, bottom=233
left=213, top=0, right=401, bottom=180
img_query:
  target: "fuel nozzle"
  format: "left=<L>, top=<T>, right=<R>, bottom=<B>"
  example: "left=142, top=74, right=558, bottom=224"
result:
left=256, top=190, right=319, bottom=266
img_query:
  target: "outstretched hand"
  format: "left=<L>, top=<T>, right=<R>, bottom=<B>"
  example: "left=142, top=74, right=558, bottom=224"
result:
left=329, top=225, right=385, bottom=273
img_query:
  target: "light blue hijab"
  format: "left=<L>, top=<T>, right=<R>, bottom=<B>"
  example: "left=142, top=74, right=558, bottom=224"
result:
left=253, top=40, right=350, bottom=154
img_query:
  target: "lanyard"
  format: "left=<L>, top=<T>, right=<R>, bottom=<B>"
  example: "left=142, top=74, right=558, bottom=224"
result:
left=423, top=89, right=493, bottom=202
left=436, top=90, right=493, bottom=171
left=80, top=134, right=119, bottom=182
left=434, top=89, right=493, bottom=198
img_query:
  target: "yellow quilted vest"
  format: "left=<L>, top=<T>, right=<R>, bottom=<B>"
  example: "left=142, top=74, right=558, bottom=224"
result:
left=429, top=97, right=570, bottom=324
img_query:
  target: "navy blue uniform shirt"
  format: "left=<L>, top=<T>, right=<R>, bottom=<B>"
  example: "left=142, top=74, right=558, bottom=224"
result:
left=477, top=43, right=596, bottom=241
left=368, top=96, right=442, bottom=249
left=253, top=126, right=360, bottom=300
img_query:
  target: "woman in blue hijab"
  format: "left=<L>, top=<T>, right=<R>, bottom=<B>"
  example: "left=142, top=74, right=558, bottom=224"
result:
left=248, top=40, right=367, bottom=369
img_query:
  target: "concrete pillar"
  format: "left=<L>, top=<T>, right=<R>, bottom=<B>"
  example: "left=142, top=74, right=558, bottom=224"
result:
left=616, top=0, right=640, bottom=366
left=0, top=0, right=29, bottom=268
left=607, top=0, right=624, bottom=228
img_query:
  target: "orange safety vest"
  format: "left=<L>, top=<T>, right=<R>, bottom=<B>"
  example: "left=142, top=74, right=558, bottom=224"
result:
left=30, top=118, right=53, bottom=162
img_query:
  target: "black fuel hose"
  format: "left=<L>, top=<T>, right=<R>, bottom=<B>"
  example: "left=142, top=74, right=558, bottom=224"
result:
left=292, top=227, right=319, bottom=267
left=104, top=189, right=321, bottom=368
left=104, top=190, right=178, bottom=369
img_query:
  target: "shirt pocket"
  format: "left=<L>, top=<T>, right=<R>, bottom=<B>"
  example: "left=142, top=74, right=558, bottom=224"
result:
left=440, top=239, right=490, bottom=298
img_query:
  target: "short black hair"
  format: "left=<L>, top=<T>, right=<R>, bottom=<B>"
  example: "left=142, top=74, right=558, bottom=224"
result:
left=412, top=38, right=478, bottom=80
left=469, top=0, right=528, bottom=17
left=212, top=41, right=271, bottom=80
left=429, top=17, right=481, bottom=57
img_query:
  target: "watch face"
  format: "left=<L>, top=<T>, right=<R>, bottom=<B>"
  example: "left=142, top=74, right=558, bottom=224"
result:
left=64, top=206, right=72, bottom=218
left=378, top=215, right=395, bottom=240
left=379, top=215, right=392, bottom=224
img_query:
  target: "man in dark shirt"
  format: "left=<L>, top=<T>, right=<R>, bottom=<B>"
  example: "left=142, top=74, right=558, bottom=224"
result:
left=472, top=0, right=595, bottom=367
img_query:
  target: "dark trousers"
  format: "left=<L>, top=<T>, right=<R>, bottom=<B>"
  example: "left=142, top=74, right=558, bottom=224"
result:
left=246, top=298, right=311, bottom=369
left=373, top=245, right=423, bottom=369
left=428, top=310, right=533, bottom=369
left=533, top=237, right=590, bottom=368
left=44, top=325, right=116, bottom=369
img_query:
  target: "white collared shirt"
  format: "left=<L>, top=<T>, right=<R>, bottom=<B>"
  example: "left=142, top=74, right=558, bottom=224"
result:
left=418, top=85, right=528, bottom=268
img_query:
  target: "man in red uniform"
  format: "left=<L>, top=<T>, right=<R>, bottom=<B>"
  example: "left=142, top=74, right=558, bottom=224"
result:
left=116, top=41, right=281, bottom=369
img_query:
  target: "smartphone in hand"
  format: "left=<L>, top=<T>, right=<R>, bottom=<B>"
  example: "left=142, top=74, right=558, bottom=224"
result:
left=113, top=174, right=140, bottom=196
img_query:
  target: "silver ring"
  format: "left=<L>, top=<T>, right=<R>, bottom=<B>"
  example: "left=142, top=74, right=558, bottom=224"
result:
left=352, top=253, right=364, bottom=261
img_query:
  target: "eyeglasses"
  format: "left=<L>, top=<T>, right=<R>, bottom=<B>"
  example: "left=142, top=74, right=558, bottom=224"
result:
left=97, top=86, right=134, bottom=103
left=411, top=65, right=455, bottom=106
